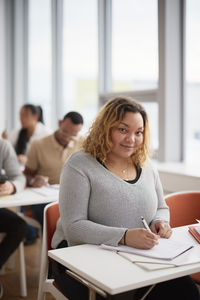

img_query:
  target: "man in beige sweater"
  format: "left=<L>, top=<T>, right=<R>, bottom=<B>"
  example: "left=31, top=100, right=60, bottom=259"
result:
left=24, top=111, right=84, bottom=226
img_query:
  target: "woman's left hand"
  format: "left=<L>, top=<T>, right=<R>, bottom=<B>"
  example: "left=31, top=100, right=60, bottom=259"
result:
left=150, top=221, right=172, bottom=238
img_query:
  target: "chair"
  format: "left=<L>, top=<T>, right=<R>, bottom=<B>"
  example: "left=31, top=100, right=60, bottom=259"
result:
left=0, top=226, right=27, bottom=297
left=37, top=202, right=68, bottom=300
left=165, top=191, right=200, bottom=285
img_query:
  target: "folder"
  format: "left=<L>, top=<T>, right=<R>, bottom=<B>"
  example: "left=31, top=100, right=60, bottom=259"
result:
left=188, top=225, right=200, bottom=244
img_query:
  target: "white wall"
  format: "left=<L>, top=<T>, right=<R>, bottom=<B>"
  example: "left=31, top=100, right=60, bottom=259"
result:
left=0, top=0, right=6, bottom=133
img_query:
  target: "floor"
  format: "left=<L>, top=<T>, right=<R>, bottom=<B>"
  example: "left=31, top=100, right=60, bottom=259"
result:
left=0, top=237, right=54, bottom=300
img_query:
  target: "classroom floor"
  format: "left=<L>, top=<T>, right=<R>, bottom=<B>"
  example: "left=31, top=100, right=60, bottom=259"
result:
left=0, top=237, right=54, bottom=300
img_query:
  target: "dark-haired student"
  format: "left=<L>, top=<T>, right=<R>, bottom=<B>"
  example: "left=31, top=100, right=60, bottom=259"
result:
left=24, top=111, right=84, bottom=226
left=2, top=104, right=51, bottom=166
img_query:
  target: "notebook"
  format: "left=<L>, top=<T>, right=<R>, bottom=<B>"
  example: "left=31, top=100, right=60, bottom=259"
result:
left=101, top=238, right=193, bottom=260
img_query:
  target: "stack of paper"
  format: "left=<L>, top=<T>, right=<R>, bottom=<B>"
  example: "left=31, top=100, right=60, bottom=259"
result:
left=101, top=238, right=200, bottom=271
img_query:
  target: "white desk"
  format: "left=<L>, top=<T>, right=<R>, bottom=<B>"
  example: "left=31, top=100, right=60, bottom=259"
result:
left=48, top=226, right=200, bottom=298
left=0, top=188, right=58, bottom=208
left=0, top=188, right=58, bottom=297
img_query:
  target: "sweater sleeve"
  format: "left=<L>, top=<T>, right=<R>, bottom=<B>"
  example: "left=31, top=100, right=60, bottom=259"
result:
left=2, top=140, right=26, bottom=193
left=59, top=163, right=126, bottom=247
left=150, top=168, right=169, bottom=224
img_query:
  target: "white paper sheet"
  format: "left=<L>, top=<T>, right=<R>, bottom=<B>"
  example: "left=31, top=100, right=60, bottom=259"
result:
left=101, top=238, right=194, bottom=260
left=30, top=185, right=59, bottom=197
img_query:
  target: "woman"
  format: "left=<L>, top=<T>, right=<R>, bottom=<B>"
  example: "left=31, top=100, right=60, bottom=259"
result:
left=0, top=139, right=27, bottom=298
left=2, top=104, right=51, bottom=165
left=51, top=97, right=199, bottom=300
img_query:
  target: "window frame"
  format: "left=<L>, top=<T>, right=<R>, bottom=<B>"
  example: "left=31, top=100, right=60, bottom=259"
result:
left=2, top=0, right=185, bottom=163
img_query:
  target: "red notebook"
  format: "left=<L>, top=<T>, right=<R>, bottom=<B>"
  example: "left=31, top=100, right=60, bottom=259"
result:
left=188, top=225, right=200, bottom=244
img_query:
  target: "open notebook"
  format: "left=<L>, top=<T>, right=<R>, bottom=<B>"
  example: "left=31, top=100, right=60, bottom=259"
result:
left=101, top=238, right=193, bottom=260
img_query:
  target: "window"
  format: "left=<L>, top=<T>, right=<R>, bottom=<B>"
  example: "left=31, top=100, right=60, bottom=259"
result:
left=185, top=0, right=200, bottom=165
left=112, top=0, right=158, bottom=92
left=110, top=0, right=158, bottom=150
left=63, top=0, right=98, bottom=132
left=28, top=0, right=52, bottom=128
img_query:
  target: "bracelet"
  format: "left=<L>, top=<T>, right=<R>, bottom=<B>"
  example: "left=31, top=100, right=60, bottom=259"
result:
left=124, top=230, right=128, bottom=245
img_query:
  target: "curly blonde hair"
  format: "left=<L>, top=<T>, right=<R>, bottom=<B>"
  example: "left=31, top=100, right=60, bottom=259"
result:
left=83, top=96, right=152, bottom=167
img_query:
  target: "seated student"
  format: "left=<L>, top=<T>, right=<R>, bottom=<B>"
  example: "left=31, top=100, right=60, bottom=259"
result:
left=51, top=97, right=199, bottom=300
left=0, top=139, right=27, bottom=299
left=24, top=111, right=84, bottom=226
left=2, top=104, right=51, bottom=166
left=2, top=104, right=51, bottom=245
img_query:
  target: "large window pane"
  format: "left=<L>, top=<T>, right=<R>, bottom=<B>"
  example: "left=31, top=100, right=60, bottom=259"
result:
left=63, top=0, right=98, bottom=132
left=185, top=0, right=200, bottom=165
left=112, top=0, right=158, bottom=92
left=28, top=0, right=52, bottom=128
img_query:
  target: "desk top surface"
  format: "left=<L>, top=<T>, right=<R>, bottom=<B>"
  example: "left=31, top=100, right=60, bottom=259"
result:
left=0, top=188, right=58, bottom=208
left=48, top=226, right=200, bottom=295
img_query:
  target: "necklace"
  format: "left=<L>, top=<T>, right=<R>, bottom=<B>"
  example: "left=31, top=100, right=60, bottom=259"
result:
left=106, top=161, right=131, bottom=180
left=122, top=167, right=129, bottom=180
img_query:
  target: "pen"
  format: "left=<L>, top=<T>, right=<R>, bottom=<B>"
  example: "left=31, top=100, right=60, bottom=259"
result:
left=196, top=219, right=200, bottom=224
left=141, top=216, right=151, bottom=232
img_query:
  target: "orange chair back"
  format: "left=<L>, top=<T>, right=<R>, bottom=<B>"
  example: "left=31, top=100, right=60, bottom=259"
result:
left=165, top=192, right=200, bottom=228
left=165, top=191, right=200, bottom=285
left=46, top=203, right=60, bottom=251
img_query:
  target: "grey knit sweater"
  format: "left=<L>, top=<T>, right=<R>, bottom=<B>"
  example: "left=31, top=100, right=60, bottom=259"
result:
left=0, top=139, right=25, bottom=193
left=52, top=150, right=169, bottom=248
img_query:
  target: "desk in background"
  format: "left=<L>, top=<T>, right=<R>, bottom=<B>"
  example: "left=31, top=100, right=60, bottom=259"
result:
left=0, top=187, right=58, bottom=208
left=0, top=187, right=58, bottom=297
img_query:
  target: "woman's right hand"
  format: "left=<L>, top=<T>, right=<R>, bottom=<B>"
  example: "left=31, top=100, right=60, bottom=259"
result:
left=125, top=228, right=159, bottom=249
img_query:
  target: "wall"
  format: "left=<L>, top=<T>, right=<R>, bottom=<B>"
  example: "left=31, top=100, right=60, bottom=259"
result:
left=0, top=0, right=6, bottom=133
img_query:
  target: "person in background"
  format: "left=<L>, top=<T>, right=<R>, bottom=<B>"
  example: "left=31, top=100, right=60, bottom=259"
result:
left=2, top=104, right=51, bottom=166
left=0, top=139, right=27, bottom=299
left=51, top=97, right=199, bottom=300
left=2, top=104, right=51, bottom=246
left=24, top=111, right=84, bottom=226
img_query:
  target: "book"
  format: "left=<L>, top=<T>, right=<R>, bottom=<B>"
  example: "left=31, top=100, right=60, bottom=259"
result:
left=188, top=225, right=200, bottom=244
left=101, top=238, right=193, bottom=260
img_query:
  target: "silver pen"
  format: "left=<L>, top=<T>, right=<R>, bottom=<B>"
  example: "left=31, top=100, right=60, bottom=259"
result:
left=196, top=219, right=200, bottom=224
left=141, top=216, right=151, bottom=232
